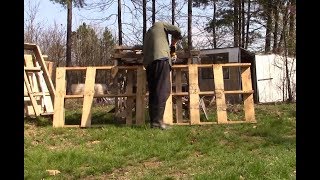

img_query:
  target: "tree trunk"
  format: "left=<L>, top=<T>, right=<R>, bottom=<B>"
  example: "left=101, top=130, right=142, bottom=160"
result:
left=66, top=0, right=72, bottom=94
left=188, top=0, right=192, bottom=51
left=272, top=0, right=279, bottom=53
left=118, top=0, right=122, bottom=45
left=152, top=0, right=156, bottom=24
left=288, top=0, right=296, bottom=56
left=278, top=4, right=289, bottom=54
left=233, top=0, right=239, bottom=47
left=264, top=0, right=272, bottom=53
left=143, top=0, right=147, bottom=42
left=283, top=33, right=293, bottom=102
left=245, top=0, right=251, bottom=49
left=212, top=1, right=217, bottom=48
left=241, top=0, right=245, bottom=48
left=172, top=0, right=175, bottom=25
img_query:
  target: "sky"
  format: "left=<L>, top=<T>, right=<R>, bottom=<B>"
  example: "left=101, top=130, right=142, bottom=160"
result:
left=24, top=0, right=110, bottom=31
left=24, top=0, right=212, bottom=47
left=24, top=0, right=262, bottom=51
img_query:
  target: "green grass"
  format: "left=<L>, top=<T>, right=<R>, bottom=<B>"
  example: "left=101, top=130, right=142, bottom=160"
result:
left=24, top=103, right=296, bottom=180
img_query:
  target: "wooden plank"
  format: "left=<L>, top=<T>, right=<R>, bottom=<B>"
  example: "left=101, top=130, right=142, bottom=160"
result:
left=34, top=61, right=54, bottom=115
left=80, top=67, right=96, bottom=127
left=188, top=64, right=200, bottom=124
left=198, top=91, right=215, bottom=95
left=53, top=68, right=66, bottom=127
left=45, top=61, right=54, bottom=79
left=213, top=64, right=228, bottom=123
left=24, top=67, right=42, bottom=71
left=164, top=72, right=173, bottom=125
left=125, top=70, right=134, bottom=125
left=24, top=55, right=40, bottom=116
left=24, top=70, right=41, bottom=116
left=135, top=66, right=146, bottom=125
left=171, top=63, right=251, bottom=69
left=24, top=55, right=40, bottom=93
left=24, top=43, right=37, bottom=50
left=174, top=69, right=183, bottom=123
left=61, top=66, right=139, bottom=70
left=199, top=97, right=208, bottom=120
left=64, top=94, right=136, bottom=99
left=224, top=90, right=254, bottom=94
left=241, top=66, right=256, bottom=123
left=24, top=92, right=51, bottom=97
left=221, top=63, right=251, bottom=67
left=172, top=92, right=189, bottom=96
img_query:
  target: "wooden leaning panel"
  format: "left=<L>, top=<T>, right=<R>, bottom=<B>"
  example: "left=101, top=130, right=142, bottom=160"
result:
left=24, top=43, right=55, bottom=117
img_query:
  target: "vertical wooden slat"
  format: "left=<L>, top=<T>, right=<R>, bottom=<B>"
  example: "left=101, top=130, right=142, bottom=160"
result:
left=45, top=61, right=54, bottom=79
left=24, top=70, right=41, bottom=116
left=175, top=69, right=183, bottom=123
left=81, top=67, right=96, bottom=127
left=24, top=55, right=41, bottom=116
left=53, top=68, right=66, bottom=127
left=125, top=70, right=134, bottom=125
left=164, top=72, right=173, bottom=125
left=135, top=66, right=146, bottom=125
left=241, top=66, right=256, bottom=122
left=188, top=64, right=200, bottom=124
left=213, top=64, right=228, bottom=123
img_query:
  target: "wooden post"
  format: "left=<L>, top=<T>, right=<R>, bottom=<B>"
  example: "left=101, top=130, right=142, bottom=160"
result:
left=80, top=67, right=96, bottom=127
left=175, top=69, right=183, bottom=123
left=188, top=64, right=200, bottom=124
left=241, top=66, right=256, bottom=122
left=53, top=68, right=66, bottom=127
left=135, top=66, right=146, bottom=125
left=126, top=70, right=134, bottom=125
left=213, top=64, right=228, bottom=123
left=164, top=72, right=173, bottom=125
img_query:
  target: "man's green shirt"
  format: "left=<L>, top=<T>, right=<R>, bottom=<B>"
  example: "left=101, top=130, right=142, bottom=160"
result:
left=143, top=22, right=182, bottom=68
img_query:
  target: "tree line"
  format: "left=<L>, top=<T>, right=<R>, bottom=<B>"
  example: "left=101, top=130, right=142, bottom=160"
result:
left=24, top=0, right=296, bottom=90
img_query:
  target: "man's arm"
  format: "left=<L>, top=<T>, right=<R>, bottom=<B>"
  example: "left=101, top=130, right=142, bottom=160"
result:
left=162, top=22, right=183, bottom=40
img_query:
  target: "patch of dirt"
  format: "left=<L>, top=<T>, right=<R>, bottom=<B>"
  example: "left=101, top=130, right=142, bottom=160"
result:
left=80, top=158, right=163, bottom=180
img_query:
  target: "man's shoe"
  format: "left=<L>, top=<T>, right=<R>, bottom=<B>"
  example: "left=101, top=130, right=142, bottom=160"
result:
left=151, top=122, right=172, bottom=130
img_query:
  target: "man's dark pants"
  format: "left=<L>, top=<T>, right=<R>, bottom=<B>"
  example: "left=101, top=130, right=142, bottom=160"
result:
left=146, top=59, right=171, bottom=125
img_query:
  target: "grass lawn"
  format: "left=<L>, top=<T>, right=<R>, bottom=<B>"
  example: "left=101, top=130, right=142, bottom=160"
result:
left=24, top=102, right=296, bottom=179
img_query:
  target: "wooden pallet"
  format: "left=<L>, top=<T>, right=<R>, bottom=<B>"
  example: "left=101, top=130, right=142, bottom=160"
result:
left=24, top=43, right=55, bottom=117
left=52, top=66, right=146, bottom=127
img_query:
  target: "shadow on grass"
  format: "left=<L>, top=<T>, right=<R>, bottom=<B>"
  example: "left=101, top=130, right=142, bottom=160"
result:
left=24, top=113, right=151, bottom=131
left=24, top=116, right=53, bottom=127
left=64, top=111, right=152, bottom=130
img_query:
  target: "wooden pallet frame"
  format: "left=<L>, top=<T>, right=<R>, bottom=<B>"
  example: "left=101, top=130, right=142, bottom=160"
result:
left=24, top=43, right=56, bottom=117
left=168, top=63, right=256, bottom=125
left=52, top=63, right=256, bottom=128
left=52, top=66, right=147, bottom=127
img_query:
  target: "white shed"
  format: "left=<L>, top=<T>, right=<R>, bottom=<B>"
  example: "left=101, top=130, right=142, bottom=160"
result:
left=255, top=54, right=296, bottom=103
left=193, top=47, right=296, bottom=104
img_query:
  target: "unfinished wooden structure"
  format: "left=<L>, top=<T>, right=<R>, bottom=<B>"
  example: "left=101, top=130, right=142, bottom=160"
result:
left=52, top=46, right=256, bottom=127
left=24, top=43, right=55, bottom=117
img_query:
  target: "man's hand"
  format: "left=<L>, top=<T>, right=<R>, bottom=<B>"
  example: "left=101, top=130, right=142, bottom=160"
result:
left=170, top=44, right=176, bottom=54
left=170, top=45, right=177, bottom=62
